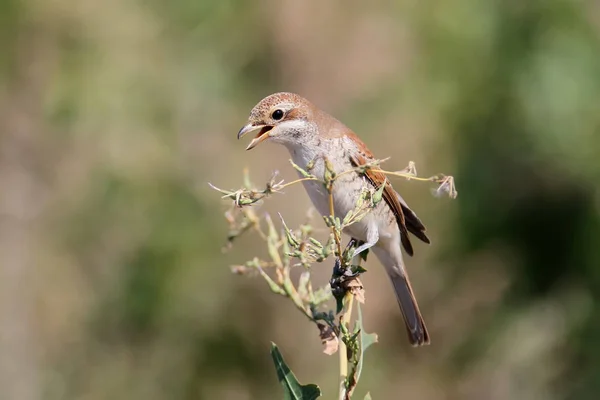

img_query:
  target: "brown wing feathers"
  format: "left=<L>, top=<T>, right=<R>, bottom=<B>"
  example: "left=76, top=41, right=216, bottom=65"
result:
left=350, top=153, right=430, bottom=256
left=399, top=196, right=431, bottom=245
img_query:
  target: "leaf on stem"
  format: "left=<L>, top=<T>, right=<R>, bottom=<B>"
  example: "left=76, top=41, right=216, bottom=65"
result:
left=265, top=214, right=283, bottom=267
left=289, top=159, right=317, bottom=179
left=297, top=271, right=311, bottom=299
left=270, top=343, right=322, bottom=400
left=346, top=303, right=378, bottom=397
left=279, top=213, right=301, bottom=248
left=355, top=303, right=378, bottom=384
left=256, top=265, right=286, bottom=296
left=371, top=180, right=386, bottom=206
left=323, top=157, right=336, bottom=190
left=335, top=293, right=345, bottom=314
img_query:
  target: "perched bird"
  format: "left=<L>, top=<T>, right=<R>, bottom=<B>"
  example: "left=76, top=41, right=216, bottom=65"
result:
left=237, top=92, right=431, bottom=346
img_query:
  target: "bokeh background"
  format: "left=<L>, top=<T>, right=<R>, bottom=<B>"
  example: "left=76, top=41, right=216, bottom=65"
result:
left=1, top=0, right=599, bottom=399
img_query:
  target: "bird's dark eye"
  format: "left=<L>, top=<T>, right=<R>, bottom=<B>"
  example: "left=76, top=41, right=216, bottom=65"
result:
left=271, top=109, right=284, bottom=120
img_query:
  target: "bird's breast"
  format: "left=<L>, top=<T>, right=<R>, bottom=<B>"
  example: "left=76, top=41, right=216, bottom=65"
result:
left=286, top=140, right=395, bottom=244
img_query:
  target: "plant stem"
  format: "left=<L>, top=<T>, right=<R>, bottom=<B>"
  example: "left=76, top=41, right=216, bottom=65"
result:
left=328, top=191, right=343, bottom=257
left=371, top=168, right=435, bottom=183
left=277, top=176, right=319, bottom=191
left=338, top=293, right=354, bottom=400
left=279, top=266, right=314, bottom=321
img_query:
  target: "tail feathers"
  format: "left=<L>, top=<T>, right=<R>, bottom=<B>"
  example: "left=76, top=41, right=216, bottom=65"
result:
left=389, top=274, right=430, bottom=346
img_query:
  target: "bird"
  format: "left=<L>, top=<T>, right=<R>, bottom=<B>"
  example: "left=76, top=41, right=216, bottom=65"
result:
left=237, top=92, right=431, bottom=346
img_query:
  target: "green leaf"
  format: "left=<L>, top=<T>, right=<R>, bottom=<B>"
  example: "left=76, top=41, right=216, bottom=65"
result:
left=257, top=265, right=286, bottom=295
left=323, top=157, right=336, bottom=190
left=308, top=237, right=323, bottom=248
left=364, top=392, right=372, bottom=400
left=281, top=235, right=291, bottom=265
left=270, top=343, right=322, bottom=400
left=305, top=156, right=317, bottom=172
left=322, top=215, right=334, bottom=228
left=289, top=159, right=316, bottom=179
left=265, top=214, right=283, bottom=266
left=350, top=265, right=368, bottom=274
left=359, top=248, right=368, bottom=262
left=279, top=213, right=300, bottom=248
left=355, top=303, right=378, bottom=384
left=372, top=181, right=386, bottom=206
left=297, top=271, right=310, bottom=298
left=335, top=295, right=344, bottom=314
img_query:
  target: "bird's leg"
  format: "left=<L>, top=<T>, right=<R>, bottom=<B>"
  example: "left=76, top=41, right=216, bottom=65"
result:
left=352, top=225, right=379, bottom=257
left=349, top=239, right=365, bottom=265
left=345, top=237, right=359, bottom=256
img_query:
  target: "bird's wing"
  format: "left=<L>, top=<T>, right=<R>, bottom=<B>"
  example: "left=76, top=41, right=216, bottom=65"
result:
left=396, top=191, right=430, bottom=245
left=349, top=151, right=417, bottom=256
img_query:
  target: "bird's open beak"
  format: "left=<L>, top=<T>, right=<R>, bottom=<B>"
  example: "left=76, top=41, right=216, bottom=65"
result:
left=237, top=124, right=274, bottom=150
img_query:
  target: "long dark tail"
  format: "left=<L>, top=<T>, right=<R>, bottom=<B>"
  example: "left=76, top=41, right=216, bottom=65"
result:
left=389, top=273, right=430, bottom=346
left=371, top=246, right=430, bottom=346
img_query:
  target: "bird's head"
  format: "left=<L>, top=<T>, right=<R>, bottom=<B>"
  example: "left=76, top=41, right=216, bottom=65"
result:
left=237, top=92, right=319, bottom=150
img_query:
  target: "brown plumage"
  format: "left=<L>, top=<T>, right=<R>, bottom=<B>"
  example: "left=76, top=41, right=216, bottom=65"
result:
left=349, top=150, right=430, bottom=256
left=238, top=92, right=431, bottom=346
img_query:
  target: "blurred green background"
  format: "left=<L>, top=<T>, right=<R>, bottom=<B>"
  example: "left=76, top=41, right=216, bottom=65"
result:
left=1, top=0, right=599, bottom=399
